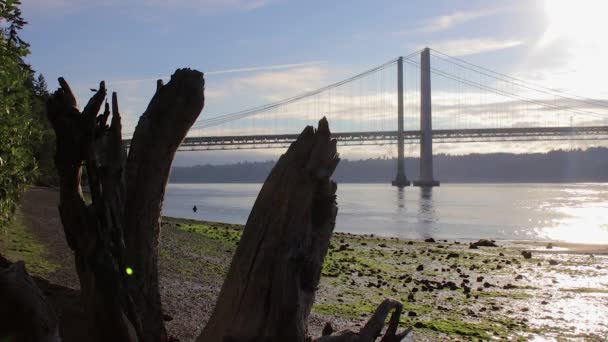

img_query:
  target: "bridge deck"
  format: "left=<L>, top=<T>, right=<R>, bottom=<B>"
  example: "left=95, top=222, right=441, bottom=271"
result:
left=122, top=126, right=608, bottom=151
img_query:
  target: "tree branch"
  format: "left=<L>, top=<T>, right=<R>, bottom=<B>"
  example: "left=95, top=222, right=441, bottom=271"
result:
left=124, top=69, right=205, bottom=342
left=47, top=79, right=138, bottom=342
left=312, top=299, right=412, bottom=342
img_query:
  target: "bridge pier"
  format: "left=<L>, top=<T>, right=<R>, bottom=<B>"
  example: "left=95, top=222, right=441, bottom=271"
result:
left=392, top=56, right=411, bottom=187
left=414, top=48, right=440, bottom=187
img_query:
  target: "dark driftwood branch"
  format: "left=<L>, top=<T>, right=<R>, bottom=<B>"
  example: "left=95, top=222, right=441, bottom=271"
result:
left=47, top=67, right=408, bottom=341
left=0, top=261, right=60, bottom=342
left=124, top=69, right=205, bottom=341
left=48, top=79, right=137, bottom=342
left=47, top=69, right=205, bottom=342
left=312, top=299, right=411, bottom=342
left=197, top=118, right=411, bottom=342
left=198, top=118, right=340, bottom=342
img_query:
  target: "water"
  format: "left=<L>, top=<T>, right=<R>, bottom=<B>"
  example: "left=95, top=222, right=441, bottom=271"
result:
left=163, top=183, right=608, bottom=244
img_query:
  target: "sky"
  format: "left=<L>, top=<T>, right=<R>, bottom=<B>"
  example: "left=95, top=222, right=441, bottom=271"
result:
left=20, top=0, right=608, bottom=165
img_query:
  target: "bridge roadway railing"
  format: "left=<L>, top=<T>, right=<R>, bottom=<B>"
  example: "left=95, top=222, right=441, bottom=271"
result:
left=122, top=126, right=608, bottom=151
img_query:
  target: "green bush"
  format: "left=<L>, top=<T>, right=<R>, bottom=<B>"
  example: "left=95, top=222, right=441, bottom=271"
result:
left=0, top=0, right=49, bottom=228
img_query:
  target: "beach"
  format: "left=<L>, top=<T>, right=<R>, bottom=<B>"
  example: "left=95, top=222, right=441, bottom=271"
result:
left=2, top=187, right=607, bottom=341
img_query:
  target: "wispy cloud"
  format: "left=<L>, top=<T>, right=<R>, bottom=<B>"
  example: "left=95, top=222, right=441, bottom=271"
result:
left=228, top=65, right=330, bottom=100
left=425, top=38, right=523, bottom=57
left=94, top=60, right=327, bottom=87
left=396, top=8, right=507, bottom=35
left=208, top=60, right=326, bottom=76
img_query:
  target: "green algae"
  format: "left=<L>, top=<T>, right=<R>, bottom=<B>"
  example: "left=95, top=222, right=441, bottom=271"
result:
left=558, top=287, right=608, bottom=294
left=158, top=217, right=608, bottom=340
left=159, top=220, right=238, bottom=281
left=0, top=208, right=57, bottom=277
left=178, top=223, right=242, bottom=247
left=474, top=291, right=532, bottom=299
left=415, top=319, right=497, bottom=339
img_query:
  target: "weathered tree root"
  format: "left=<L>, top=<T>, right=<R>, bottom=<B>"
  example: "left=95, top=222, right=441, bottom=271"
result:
left=47, top=69, right=205, bottom=342
left=312, top=298, right=412, bottom=342
left=0, top=260, right=60, bottom=342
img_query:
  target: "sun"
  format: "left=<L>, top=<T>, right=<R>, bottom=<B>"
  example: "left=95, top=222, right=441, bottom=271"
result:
left=543, top=0, right=608, bottom=43
left=536, top=0, right=608, bottom=98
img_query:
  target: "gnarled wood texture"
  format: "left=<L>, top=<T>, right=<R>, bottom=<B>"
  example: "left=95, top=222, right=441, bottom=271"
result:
left=47, top=69, right=410, bottom=342
left=198, top=118, right=411, bottom=342
left=46, top=69, right=205, bottom=342
left=198, top=118, right=340, bottom=342
left=124, top=69, right=205, bottom=342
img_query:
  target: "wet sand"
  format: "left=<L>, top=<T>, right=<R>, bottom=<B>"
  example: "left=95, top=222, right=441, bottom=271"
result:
left=2, top=187, right=607, bottom=341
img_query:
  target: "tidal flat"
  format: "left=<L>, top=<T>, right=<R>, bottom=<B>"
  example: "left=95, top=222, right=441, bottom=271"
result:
left=3, top=189, right=607, bottom=341
left=158, top=217, right=608, bottom=341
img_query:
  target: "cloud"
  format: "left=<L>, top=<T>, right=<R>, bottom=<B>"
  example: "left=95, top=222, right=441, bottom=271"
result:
left=396, top=8, right=507, bottom=35
left=426, top=38, right=523, bottom=57
left=101, top=61, right=327, bottom=88
left=228, top=65, right=330, bottom=100
left=111, top=62, right=337, bottom=135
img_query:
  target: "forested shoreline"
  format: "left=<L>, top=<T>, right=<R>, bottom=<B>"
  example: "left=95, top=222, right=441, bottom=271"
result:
left=170, top=147, right=608, bottom=183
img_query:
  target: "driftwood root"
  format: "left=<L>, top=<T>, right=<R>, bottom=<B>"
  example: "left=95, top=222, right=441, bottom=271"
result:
left=312, top=298, right=412, bottom=342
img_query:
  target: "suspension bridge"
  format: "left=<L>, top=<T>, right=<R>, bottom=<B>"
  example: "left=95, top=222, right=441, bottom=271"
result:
left=123, top=48, right=608, bottom=187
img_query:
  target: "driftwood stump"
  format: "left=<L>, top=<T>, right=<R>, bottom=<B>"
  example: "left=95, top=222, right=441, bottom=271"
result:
left=198, top=118, right=411, bottom=342
left=46, top=69, right=205, bottom=342
left=198, top=118, right=340, bottom=342
left=47, top=67, right=409, bottom=341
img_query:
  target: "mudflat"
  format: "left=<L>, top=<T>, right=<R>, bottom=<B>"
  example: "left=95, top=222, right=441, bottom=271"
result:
left=2, top=187, right=607, bottom=341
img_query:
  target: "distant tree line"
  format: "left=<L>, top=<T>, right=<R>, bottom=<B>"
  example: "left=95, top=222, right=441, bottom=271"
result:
left=170, top=147, right=608, bottom=183
left=0, top=0, right=56, bottom=228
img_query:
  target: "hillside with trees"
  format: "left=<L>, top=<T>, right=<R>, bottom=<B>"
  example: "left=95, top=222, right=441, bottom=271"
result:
left=170, top=147, right=608, bottom=184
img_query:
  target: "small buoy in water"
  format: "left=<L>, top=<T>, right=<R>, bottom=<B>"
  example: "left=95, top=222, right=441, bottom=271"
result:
left=192, top=205, right=197, bottom=213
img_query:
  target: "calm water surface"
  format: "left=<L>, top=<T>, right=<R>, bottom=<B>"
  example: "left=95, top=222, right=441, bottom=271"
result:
left=163, top=183, right=608, bottom=244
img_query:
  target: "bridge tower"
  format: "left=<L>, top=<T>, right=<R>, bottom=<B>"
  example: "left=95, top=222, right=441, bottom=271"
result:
left=414, top=48, right=440, bottom=187
left=392, top=56, right=411, bottom=187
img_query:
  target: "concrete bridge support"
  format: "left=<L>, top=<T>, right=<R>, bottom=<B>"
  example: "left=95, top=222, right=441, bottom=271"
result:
left=392, top=56, right=411, bottom=187
left=414, top=48, right=440, bottom=187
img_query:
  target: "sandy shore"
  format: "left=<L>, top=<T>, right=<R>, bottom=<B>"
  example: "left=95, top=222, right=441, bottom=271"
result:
left=1, top=187, right=607, bottom=341
left=507, top=240, right=608, bottom=255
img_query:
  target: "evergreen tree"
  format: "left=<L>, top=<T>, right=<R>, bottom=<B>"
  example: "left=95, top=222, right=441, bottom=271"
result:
left=0, top=0, right=47, bottom=227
